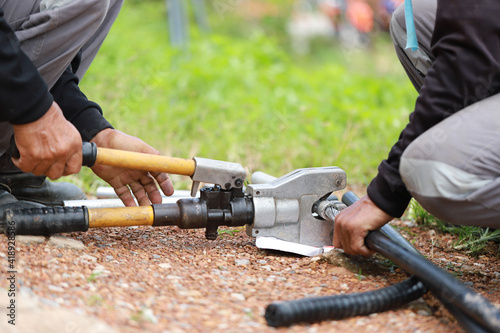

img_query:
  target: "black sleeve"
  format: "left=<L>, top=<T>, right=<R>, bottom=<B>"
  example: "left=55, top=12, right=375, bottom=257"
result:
left=0, top=8, right=53, bottom=124
left=367, top=0, right=500, bottom=217
left=50, top=52, right=113, bottom=142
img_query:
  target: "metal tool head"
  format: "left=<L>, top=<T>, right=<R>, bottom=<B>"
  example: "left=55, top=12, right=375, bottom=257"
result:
left=246, top=167, right=346, bottom=247
left=190, top=157, right=246, bottom=197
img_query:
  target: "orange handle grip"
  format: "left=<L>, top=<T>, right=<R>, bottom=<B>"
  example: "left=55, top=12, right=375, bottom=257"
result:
left=88, top=206, right=154, bottom=228
left=95, top=147, right=196, bottom=176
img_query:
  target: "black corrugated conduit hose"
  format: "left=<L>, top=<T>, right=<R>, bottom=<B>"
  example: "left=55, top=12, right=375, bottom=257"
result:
left=265, top=192, right=500, bottom=333
left=265, top=276, right=426, bottom=327
left=343, top=193, right=495, bottom=332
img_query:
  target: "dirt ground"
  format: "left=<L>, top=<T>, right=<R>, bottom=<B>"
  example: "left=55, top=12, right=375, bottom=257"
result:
left=1, top=209, right=499, bottom=333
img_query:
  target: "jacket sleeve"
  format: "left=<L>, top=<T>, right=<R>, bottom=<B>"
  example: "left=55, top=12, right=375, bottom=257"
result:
left=50, top=52, right=113, bottom=142
left=0, top=8, right=53, bottom=124
left=367, top=0, right=500, bottom=217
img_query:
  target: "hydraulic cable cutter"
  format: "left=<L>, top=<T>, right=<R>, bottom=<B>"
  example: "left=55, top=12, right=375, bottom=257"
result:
left=1, top=142, right=346, bottom=247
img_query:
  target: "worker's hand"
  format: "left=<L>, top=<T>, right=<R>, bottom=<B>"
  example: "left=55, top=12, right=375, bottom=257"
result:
left=90, top=128, right=174, bottom=207
left=12, top=102, right=82, bottom=180
left=333, top=194, right=393, bottom=256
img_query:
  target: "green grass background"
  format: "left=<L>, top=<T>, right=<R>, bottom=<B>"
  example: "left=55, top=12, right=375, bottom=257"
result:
left=76, top=0, right=416, bottom=191
left=69, top=0, right=500, bottom=254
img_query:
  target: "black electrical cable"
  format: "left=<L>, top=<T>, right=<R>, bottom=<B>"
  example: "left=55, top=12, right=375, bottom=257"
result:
left=264, top=192, right=500, bottom=332
left=345, top=193, right=494, bottom=332
left=367, top=232, right=500, bottom=332
left=350, top=192, right=498, bottom=333
left=440, top=300, right=490, bottom=333
left=265, top=276, right=426, bottom=327
left=265, top=198, right=428, bottom=328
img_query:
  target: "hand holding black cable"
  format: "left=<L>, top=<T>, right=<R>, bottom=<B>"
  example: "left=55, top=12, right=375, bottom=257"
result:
left=265, top=192, right=500, bottom=333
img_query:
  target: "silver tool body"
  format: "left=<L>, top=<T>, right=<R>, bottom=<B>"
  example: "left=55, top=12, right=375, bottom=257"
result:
left=246, top=167, right=346, bottom=247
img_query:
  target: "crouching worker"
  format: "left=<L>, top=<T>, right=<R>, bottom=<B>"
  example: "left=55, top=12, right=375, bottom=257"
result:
left=0, top=0, right=173, bottom=213
left=333, top=0, right=500, bottom=255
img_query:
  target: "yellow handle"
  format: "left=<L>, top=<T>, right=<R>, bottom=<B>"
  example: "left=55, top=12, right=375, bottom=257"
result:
left=95, top=147, right=196, bottom=176
left=88, top=206, right=154, bottom=228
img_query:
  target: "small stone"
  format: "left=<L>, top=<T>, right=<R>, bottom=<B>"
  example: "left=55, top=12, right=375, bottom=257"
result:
left=48, top=258, right=60, bottom=264
left=230, top=293, right=246, bottom=301
left=92, top=265, right=111, bottom=277
left=152, top=254, right=161, bottom=259
left=235, top=259, right=250, bottom=266
left=117, top=301, right=134, bottom=310
left=464, top=281, right=474, bottom=287
left=16, top=235, right=45, bottom=246
left=158, top=263, right=171, bottom=269
left=106, top=255, right=114, bottom=261
left=403, top=220, right=417, bottom=227
left=39, top=297, right=60, bottom=307
left=417, top=310, right=431, bottom=316
left=48, top=285, right=64, bottom=293
left=47, top=236, right=85, bottom=250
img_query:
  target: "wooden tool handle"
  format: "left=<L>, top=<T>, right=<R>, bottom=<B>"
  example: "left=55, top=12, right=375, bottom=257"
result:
left=88, top=206, right=154, bottom=228
left=95, top=147, right=195, bottom=176
left=82, top=142, right=195, bottom=176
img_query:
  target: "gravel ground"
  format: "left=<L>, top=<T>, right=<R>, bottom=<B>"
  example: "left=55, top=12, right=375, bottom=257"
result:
left=1, top=218, right=499, bottom=333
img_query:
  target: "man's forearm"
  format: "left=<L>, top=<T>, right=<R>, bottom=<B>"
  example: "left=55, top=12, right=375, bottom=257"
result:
left=50, top=55, right=113, bottom=142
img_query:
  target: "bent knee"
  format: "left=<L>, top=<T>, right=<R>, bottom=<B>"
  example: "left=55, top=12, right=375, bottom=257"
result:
left=400, top=149, right=500, bottom=228
left=400, top=151, right=493, bottom=201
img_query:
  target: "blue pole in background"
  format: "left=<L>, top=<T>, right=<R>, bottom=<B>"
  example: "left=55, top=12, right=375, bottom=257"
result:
left=167, top=0, right=188, bottom=46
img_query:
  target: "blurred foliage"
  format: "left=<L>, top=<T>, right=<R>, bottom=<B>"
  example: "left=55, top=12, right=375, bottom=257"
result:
left=77, top=0, right=416, bottom=192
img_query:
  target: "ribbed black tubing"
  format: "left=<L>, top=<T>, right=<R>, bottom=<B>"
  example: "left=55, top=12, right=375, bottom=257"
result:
left=367, top=232, right=500, bottom=332
left=264, top=191, right=498, bottom=332
left=265, top=276, right=426, bottom=327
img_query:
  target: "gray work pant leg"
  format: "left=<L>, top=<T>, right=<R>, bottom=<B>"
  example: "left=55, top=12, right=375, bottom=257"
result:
left=400, top=96, right=500, bottom=228
left=392, top=1, right=500, bottom=227
left=0, top=0, right=123, bottom=86
left=0, top=0, right=123, bottom=171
